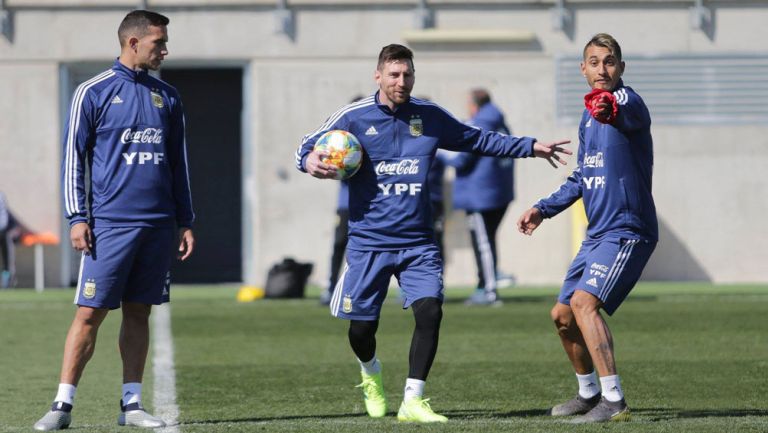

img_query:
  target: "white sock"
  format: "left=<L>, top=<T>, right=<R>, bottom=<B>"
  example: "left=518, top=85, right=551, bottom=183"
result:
left=600, top=375, right=624, bottom=402
left=122, top=382, right=142, bottom=405
left=54, top=383, right=76, bottom=405
left=403, top=378, right=425, bottom=401
left=576, top=371, right=600, bottom=399
left=358, top=356, right=381, bottom=375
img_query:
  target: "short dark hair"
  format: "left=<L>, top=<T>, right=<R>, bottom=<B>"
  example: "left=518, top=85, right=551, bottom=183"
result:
left=583, top=33, right=622, bottom=62
left=377, top=44, right=414, bottom=71
left=118, top=10, right=170, bottom=47
left=470, top=88, right=491, bottom=107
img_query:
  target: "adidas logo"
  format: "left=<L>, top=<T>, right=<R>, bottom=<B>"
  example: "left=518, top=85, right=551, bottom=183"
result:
left=111, top=95, right=123, bottom=104
left=365, top=126, right=378, bottom=136
left=586, top=277, right=598, bottom=287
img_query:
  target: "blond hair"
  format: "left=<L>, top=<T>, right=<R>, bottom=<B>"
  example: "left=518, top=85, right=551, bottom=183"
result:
left=583, top=33, right=622, bottom=62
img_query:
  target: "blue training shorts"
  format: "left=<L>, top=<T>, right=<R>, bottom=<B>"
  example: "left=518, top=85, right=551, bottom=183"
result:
left=75, top=226, right=175, bottom=309
left=559, top=236, right=656, bottom=315
left=329, top=244, right=444, bottom=320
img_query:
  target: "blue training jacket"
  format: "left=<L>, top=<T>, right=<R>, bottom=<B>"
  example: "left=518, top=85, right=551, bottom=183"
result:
left=535, top=80, right=657, bottom=241
left=296, top=92, right=537, bottom=251
left=62, top=59, right=194, bottom=229
left=441, top=102, right=515, bottom=211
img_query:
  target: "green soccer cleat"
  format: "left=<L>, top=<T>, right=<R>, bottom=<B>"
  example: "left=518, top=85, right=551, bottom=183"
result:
left=397, top=397, right=448, bottom=423
left=356, top=369, right=387, bottom=418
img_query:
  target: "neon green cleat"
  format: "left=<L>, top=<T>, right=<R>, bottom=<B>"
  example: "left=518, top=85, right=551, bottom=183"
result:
left=397, top=397, right=448, bottom=423
left=356, top=369, right=387, bottom=418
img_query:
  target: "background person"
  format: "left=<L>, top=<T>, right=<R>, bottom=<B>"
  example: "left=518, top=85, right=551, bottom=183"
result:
left=441, top=89, right=516, bottom=306
left=0, top=191, right=17, bottom=288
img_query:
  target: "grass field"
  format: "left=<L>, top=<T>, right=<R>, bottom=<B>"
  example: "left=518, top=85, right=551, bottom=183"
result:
left=1, top=283, right=766, bottom=432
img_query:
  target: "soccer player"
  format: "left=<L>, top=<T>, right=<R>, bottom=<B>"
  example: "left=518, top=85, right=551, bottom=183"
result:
left=441, top=88, right=517, bottom=306
left=34, top=10, right=194, bottom=431
left=296, top=44, right=571, bottom=423
left=517, top=33, right=657, bottom=423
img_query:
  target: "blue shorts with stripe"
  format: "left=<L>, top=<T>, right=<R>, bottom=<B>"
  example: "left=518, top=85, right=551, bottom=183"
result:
left=559, top=236, right=656, bottom=315
left=329, top=244, right=444, bottom=320
left=75, top=226, right=174, bottom=309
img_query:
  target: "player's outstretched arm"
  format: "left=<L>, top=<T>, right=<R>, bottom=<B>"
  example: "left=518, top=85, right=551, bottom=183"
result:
left=533, top=139, right=572, bottom=168
left=305, top=150, right=338, bottom=179
left=178, top=227, right=195, bottom=261
left=517, top=207, right=544, bottom=236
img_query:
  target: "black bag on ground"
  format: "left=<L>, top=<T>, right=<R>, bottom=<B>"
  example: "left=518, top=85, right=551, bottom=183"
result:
left=264, top=258, right=313, bottom=298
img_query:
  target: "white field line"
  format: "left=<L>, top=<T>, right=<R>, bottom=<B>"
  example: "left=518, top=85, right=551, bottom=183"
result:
left=152, top=303, right=180, bottom=433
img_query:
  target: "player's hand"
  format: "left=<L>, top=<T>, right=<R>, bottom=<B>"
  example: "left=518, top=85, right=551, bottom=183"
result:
left=178, top=227, right=195, bottom=261
left=584, top=89, right=618, bottom=124
left=70, top=222, right=93, bottom=254
left=532, top=139, right=572, bottom=168
left=305, top=150, right=338, bottom=179
left=517, top=207, right=544, bottom=236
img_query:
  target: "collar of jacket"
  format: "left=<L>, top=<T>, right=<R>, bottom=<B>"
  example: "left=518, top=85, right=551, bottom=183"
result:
left=112, top=58, right=150, bottom=82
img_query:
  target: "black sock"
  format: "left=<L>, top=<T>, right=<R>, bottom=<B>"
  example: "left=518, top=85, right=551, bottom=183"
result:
left=408, top=297, right=443, bottom=380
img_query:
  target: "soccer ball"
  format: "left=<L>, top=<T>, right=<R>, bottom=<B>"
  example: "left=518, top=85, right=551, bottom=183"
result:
left=314, top=130, right=363, bottom=180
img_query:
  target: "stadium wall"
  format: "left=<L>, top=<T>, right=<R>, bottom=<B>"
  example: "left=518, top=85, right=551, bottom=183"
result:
left=0, top=1, right=766, bottom=288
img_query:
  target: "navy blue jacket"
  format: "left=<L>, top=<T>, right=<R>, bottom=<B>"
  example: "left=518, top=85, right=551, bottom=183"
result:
left=441, top=102, right=515, bottom=211
left=62, top=59, right=194, bottom=229
left=297, top=92, right=536, bottom=250
left=336, top=180, right=350, bottom=211
left=535, top=81, right=657, bottom=241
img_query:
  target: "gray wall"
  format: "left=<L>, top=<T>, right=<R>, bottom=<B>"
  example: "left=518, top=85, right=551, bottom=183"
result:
left=0, top=1, right=766, bottom=288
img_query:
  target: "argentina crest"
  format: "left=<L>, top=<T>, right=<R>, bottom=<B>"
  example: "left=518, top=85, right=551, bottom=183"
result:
left=83, top=279, right=97, bottom=299
left=150, top=90, right=164, bottom=108
left=409, top=115, right=423, bottom=137
left=343, top=295, right=353, bottom=313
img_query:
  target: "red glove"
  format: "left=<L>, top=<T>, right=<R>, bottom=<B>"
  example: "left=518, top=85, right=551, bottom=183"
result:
left=584, top=88, right=618, bottom=124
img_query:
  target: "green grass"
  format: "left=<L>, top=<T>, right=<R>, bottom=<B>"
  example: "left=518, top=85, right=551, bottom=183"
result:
left=1, top=283, right=767, bottom=432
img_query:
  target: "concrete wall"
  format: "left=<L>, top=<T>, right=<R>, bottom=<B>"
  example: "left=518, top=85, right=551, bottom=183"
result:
left=0, top=1, right=766, bottom=288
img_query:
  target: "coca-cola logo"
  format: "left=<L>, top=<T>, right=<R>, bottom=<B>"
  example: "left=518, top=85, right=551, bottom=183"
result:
left=583, top=152, right=604, bottom=168
left=120, top=128, right=164, bottom=144
left=375, top=159, right=420, bottom=176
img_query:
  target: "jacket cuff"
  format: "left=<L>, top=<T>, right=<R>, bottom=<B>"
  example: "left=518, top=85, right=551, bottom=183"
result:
left=68, top=217, right=88, bottom=227
left=533, top=203, right=550, bottom=219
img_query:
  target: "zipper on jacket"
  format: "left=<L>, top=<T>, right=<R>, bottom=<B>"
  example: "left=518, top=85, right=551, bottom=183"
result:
left=392, top=116, right=399, bottom=156
left=134, top=79, right=145, bottom=125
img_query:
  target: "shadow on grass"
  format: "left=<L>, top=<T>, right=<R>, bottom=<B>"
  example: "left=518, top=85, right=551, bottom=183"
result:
left=439, top=408, right=550, bottom=418
left=181, top=412, right=374, bottom=425
left=180, top=407, right=768, bottom=426
left=635, top=407, right=768, bottom=421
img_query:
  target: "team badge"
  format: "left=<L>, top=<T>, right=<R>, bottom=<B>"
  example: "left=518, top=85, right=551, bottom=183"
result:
left=342, top=295, right=353, bottom=313
left=83, top=279, right=96, bottom=299
left=151, top=91, right=164, bottom=108
left=409, top=116, right=423, bottom=137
